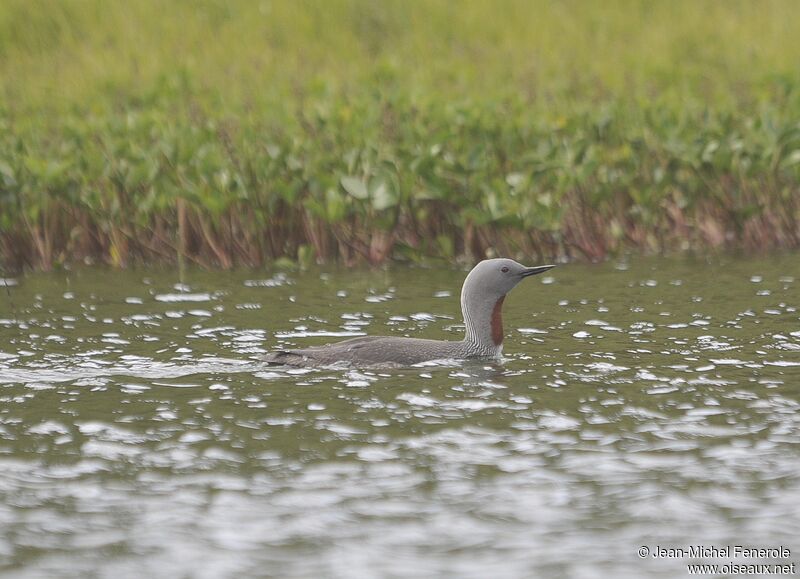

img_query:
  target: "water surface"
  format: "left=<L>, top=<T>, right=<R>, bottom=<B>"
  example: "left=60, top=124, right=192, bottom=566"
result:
left=1, top=255, right=799, bottom=578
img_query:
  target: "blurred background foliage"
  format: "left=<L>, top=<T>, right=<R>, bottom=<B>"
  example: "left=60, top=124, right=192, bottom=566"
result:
left=1, top=0, right=799, bottom=269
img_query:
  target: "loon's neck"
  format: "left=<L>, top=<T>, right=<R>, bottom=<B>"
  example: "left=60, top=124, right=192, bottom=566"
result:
left=461, top=288, right=506, bottom=355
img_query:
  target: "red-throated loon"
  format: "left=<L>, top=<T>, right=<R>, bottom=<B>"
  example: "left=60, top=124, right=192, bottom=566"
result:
left=262, top=258, right=555, bottom=367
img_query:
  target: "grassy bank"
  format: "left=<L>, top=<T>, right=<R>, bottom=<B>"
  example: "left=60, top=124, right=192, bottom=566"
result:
left=2, top=0, right=800, bottom=269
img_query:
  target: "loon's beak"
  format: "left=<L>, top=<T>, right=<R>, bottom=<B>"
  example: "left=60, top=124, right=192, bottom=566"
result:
left=521, top=264, right=556, bottom=278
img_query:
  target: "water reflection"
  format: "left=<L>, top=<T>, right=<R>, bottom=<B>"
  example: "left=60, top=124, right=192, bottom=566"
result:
left=0, top=255, right=799, bottom=577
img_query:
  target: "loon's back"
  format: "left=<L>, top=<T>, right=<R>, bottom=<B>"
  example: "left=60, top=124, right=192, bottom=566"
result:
left=262, top=336, right=469, bottom=367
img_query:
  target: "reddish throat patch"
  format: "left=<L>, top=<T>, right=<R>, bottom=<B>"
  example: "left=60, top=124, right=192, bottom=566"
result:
left=491, top=296, right=505, bottom=346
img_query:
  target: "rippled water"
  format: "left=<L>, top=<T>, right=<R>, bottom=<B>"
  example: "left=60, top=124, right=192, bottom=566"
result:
left=1, top=255, right=799, bottom=578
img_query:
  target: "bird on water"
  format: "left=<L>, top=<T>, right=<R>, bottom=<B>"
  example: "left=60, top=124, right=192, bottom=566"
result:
left=262, top=258, right=555, bottom=367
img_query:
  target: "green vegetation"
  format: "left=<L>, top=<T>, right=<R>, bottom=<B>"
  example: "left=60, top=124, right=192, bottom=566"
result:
left=2, top=0, right=800, bottom=269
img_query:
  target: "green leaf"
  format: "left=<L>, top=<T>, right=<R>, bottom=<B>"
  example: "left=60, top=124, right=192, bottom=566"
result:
left=780, top=149, right=800, bottom=167
left=370, top=178, right=397, bottom=211
left=324, top=188, right=347, bottom=222
left=341, top=176, right=369, bottom=199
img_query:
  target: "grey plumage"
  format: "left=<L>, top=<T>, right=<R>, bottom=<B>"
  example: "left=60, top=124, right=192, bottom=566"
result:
left=263, top=258, right=555, bottom=368
left=263, top=336, right=469, bottom=367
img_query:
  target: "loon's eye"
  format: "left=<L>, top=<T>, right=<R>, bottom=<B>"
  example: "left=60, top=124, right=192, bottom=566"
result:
left=501, top=266, right=509, bottom=273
